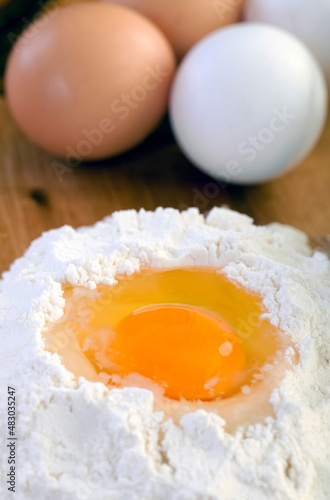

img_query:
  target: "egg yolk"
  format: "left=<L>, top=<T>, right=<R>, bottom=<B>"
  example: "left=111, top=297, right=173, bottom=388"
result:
left=108, top=304, right=245, bottom=400
left=43, top=267, right=292, bottom=402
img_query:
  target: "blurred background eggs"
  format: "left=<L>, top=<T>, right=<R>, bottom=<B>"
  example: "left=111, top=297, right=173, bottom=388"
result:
left=245, top=0, right=330, bottom=86
left=2, top=0, right=329, bottom=184
left=5, top=2, right=176, bottom=160
left=106, top=0, right=246, bottom=59
left=169, top=23, right=328, bottom=185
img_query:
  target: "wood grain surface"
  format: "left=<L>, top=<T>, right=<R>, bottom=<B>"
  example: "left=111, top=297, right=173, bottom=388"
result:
left=0, top=96, right=329, bottom=275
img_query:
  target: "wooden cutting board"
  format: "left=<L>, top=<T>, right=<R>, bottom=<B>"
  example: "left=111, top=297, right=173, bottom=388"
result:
left=0, top=96, right=329, bottom=275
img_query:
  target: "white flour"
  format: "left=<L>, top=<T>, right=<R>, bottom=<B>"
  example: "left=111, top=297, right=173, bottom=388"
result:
left=0, top=207, right=329, bottom=500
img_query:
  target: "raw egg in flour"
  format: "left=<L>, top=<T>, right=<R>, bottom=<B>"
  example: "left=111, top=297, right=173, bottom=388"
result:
left=4, top=2, right=176, bottom=160
left=111, top=304, right=246, bottom=400
left=44, top=268, right=295, bottom=416
left=107, top=0, right=246, bottom=59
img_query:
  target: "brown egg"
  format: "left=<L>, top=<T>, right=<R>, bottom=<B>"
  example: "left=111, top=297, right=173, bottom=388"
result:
left=107, top=0, right=245, bottom=59
left=5, top=2, right=176, bottom=160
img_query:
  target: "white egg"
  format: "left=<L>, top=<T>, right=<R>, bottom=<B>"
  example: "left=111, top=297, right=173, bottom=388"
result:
left=169, top=23, right=328, bottom=185
left=245, top=0, right=330, bottom=85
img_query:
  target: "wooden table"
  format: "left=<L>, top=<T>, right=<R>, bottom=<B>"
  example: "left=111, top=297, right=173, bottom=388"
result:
left=0, top=96, right=329, bottom=275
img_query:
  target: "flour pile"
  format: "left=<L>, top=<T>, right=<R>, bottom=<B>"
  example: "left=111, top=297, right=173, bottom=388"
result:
left=0, top=207, right=329, bottom=500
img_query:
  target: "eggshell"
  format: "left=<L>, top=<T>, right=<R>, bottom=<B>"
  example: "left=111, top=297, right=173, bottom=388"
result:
left=169, top=23, right=328, bottom=185
left=5, top=2, right=176, bottom=160
left=107, top=0, right=245, bottom=59
left=245, top=0, right=330, bottom=86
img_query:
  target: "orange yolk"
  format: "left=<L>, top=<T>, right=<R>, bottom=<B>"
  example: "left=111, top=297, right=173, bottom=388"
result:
left=109, top=304, right=245, bottom=400
left=43, top=267, right=292, bottom=403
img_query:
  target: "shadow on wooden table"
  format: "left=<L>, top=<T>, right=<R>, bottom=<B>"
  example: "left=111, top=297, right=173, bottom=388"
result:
left=0, top=97, right=329, bottom=274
